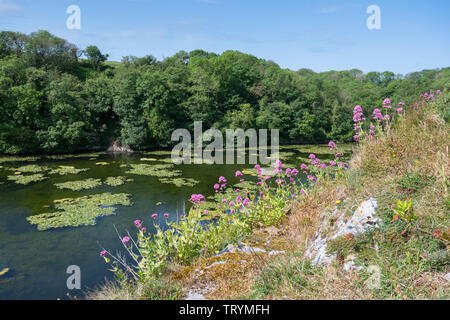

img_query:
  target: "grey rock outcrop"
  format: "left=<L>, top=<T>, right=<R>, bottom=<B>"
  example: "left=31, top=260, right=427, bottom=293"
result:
left=306, top=197, right=381, bottom=269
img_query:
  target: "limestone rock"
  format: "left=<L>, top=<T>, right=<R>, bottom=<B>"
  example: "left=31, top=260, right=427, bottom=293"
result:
left=306, top=197, right=381, bottom=268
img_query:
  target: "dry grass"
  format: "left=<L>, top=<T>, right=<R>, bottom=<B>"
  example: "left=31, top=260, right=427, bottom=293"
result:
left=87, top=95, right=448, bottom=300
left=250, top=95, right=449, bottom=300
left=172, top=228, right=297, bottom=300
left=288, top=182, right=346, bottom=249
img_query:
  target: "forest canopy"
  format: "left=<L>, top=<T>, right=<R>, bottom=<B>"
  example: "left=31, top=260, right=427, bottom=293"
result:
left=0, top=30, right=449, bottom=154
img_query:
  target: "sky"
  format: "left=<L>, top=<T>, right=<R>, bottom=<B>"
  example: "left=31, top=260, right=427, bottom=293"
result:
left=0, top=0, right=449, bottom=74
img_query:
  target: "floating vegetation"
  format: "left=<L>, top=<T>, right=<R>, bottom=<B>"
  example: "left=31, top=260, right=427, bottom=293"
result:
left=194, top=157, right=215, bottom=165
left=104, top=176, right=132, bottom=187
left=46, top=152, right=102, bottom=160
left=144, top=150, right=173, bottom=156
left=140, top=158, right=158, bottom=161
left=234, top=180, right=258, bottom=191
left=27, top=192, right=132, bottom=230
left=10, top=164, right=48, bottom=173
left=158, top=177, right=199, bottom=187
left=158, top=157, right=176, bottom=164
left=242, top=168, right=258, bottom=176
left=0, top=268, right=10, bottom=277
left=95, top=162, right=109, bottom=166
left=296, top=156, right=310, bottom=163
left=7, top=174, right=47, bottom=185
left=270, top=152, right=296, bottom=161
left=49, top=166, right=90, bottom=175
left=125, top=163, right=181, bottom=178
left=189, top=200, right=219, bottom=218
left=55, top=178, right=102, bottom=191
left=0, top=156, right=40, bottom=164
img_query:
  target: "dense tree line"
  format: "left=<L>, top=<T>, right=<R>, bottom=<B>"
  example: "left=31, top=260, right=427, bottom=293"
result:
left=0, top=30, right=449, bottom=154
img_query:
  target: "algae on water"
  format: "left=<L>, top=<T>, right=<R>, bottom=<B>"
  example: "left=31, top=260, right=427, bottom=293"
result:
left=49, top=166, right=90, bottom=175
left=54, top=178, right=102, bottom=191
left=10, top=164, right=49, bottom=173
left=7, top=174, right=47, bottom=185
left=158, top=177, right=199, bottom=187
left=104, top=176, right=132, bottom=187
left=27, top=193, right=132, bottom=230
left=125, top=163, right=182, bottom=178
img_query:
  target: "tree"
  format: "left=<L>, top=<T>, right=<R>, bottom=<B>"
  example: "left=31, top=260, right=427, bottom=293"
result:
left=84, top=45, right=109, bottom=70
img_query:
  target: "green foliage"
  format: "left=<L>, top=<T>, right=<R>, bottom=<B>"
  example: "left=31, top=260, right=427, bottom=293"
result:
left=249, top=256, right=318, bottom=299
left=392, top=198, right=416, bottom=223
left=84, top=45, right=108, bottom=70
left=1, top=29, right=449, bottom=155
left=397, top=172, right=435, bottom=193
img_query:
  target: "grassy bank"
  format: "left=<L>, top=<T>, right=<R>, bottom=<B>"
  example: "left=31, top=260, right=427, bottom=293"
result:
left=245, top=91, right=449, bottom=300
left=89, top=91, right=449, bottom=300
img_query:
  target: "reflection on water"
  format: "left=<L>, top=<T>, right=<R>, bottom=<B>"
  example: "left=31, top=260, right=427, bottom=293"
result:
left=0, top=145, right=351, bottom=300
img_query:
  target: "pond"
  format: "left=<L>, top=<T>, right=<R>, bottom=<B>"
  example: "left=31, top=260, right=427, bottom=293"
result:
left=0, top=144, right=352, bottom=300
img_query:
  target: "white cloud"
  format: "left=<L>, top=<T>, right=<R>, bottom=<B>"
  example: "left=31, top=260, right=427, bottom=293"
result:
left=0, top=0, right=21, bottom=13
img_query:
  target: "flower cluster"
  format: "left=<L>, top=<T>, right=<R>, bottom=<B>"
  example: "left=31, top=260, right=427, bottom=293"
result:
left=190, top=194, right=205, bottom=203
left=353, top=105, right=365, bottom=141
left=100, top=139, right=353, bottom=282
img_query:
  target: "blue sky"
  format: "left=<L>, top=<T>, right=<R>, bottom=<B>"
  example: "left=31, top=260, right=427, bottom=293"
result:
left=1, top=0, right=449, bottom=74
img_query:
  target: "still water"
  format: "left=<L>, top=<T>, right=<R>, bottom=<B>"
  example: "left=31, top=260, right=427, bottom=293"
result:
left=0, top=145, right=350, bottom=300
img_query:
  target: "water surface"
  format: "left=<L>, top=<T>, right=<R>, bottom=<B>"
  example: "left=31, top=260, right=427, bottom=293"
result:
left=0, top=145, right=351, bottom=299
